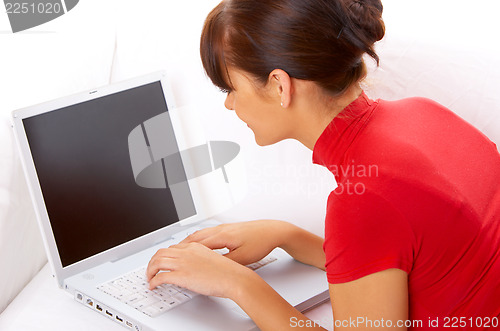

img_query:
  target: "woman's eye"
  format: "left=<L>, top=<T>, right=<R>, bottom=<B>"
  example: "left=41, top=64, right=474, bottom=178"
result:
left=219, top=87, right=234, bottom=95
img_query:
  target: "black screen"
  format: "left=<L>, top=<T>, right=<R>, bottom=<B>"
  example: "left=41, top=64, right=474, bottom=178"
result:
left=23, top=82, right=196, bottom=267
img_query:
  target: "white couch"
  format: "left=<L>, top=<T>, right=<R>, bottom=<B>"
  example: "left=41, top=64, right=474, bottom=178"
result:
left=0, top=0, right=499, bottom=330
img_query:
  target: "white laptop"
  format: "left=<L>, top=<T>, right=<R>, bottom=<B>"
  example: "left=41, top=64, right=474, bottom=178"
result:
left=11, top=71, right=329, bottom=331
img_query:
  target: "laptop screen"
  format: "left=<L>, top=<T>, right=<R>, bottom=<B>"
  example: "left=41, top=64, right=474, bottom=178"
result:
left=22, top=81, right=196, bottom=268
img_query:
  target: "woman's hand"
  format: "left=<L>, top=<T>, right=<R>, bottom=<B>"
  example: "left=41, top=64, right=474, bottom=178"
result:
left=146, top=222, right=327, bottom=331
left=180, top=220, right=286, bottom=266
left=183, top=220, right=326, bottom=270
left=146, top=242, right=252, bottom=299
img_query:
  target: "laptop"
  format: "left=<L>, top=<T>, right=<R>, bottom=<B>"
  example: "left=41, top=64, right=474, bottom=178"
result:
left=11, top=71, right=329, bottom=331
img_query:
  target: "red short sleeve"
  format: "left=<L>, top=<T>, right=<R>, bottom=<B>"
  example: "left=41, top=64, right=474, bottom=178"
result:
left=324, top=187, right=415, bottom=284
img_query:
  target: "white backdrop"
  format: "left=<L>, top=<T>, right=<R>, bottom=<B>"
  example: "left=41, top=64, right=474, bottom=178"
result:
left=0, top=1, right=499, bottom=328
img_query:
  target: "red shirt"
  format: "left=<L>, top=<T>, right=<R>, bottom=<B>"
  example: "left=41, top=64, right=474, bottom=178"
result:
left=313, top=92, right=500, bottom=328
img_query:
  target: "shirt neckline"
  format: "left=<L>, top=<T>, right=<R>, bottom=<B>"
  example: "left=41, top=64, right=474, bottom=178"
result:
left=312, top=91, right=377, bottom=174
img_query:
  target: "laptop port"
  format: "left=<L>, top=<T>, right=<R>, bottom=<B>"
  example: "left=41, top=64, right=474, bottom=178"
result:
left=75, top=293, right=83, bottom=301
left=125, top=321, right=133, bottom=328
left=95, top=304, right=103, bottom=312
left=86, top=298, right=94, bottom=307
left=106, top=310, right=113, bottom=317
left=116, top=315, right=123, bottom=323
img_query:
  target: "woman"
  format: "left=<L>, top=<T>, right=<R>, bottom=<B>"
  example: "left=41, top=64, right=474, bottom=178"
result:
left=146, top=0, right=500, bottom=329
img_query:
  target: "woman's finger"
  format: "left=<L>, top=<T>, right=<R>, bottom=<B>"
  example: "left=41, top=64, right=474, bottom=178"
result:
left=149, top=247, right=179, bottom=262
left=181, top=225, right=224, bottom=244
left=181, top=227, right=218, bottom=243
left=182, top=227, right=237, bottom=251
left=148, top=270, right=178, bottom=290
left=146, top=250, right=180, bottom=281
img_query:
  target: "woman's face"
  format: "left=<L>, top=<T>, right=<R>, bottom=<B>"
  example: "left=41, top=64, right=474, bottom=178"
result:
left=223, top=68, right=292, bottom=146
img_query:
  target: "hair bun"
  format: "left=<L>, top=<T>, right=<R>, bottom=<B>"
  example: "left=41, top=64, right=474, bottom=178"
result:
left=346, top=0, right=385, bottom=44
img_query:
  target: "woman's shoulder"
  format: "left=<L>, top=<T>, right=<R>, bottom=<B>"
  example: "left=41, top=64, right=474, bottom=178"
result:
left=374, top=95, right=457, bottom=122
left=361, top=94, right=497, bottom=158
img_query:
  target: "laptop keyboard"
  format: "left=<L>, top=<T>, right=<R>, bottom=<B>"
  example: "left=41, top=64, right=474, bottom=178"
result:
left=97, top=255, right=277, bottom=318
left=98, top=267, right=196, bottom=317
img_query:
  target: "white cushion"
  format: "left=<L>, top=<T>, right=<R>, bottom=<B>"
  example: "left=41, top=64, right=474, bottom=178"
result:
left=0, top=0, right=116, bottom=312
left=365, top=0, right=500, bottom=147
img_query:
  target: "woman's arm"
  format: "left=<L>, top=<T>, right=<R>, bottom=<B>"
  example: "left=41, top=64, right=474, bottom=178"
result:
left=234, top=266, right=326, bottom=330
left=276, top=221, right=326, bottom=270
left=146, top=242, right=326, bottom=331
left=183, top=220, right=325, bottom=269
left=329, top=268, right=409, bottom=330
left=147, top=228, right=408, bottom=331
left=240, top=268, right=408, bottom=330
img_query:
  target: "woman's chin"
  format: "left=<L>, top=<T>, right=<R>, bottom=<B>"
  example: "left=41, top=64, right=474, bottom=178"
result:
left=254, top=133, right=283, bottom=147
left=253, top=134, right=269, bottom=146
left=255, top=139, right=268, bottom=147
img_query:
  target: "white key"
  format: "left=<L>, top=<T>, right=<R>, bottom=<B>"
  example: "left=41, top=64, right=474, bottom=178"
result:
left=152, top=290, right=173, bottom=301
left=246, top=263, right=259, bottom=270
left=149, top=301, right=171, bottom=311
left=141, top=299, right=179, bottom=317
left=213, top=248, right=230, bottom=255
left=141, top=305, right=163, bottom=317
left=99, top=284, right=123, bottom=297
left=131, top=271, right=147, bottom=283
left=164, top=298, right=181, bottom=309
left=125, top=293, right=147, bottom=305
left=115, top=289, right=134, bottom=300
left=132, top=296, right=161, bottom=309
left=246, top=256, right=277, bottom=270
left=138, top=288, right=154, bottom=297
left=177, top=288, right=197, bottom=299
left=158, top=285, right=179, bottom=296
left=127, top=283, right=141, bottom=292
left=173, top=292, right=191, bottom=303
left=112, top=278, right=131, bottom=289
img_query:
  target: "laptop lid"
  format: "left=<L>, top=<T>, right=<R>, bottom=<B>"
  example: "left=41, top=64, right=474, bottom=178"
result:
left=11, top=72, right=212, bottom=287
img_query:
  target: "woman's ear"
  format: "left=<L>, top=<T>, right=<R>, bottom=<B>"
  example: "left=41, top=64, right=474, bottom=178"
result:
left=268, top=69, right=293, bottom=108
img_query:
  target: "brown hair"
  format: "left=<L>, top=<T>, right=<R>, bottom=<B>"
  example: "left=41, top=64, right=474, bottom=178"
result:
left=200, top=0, right=385, bottom=95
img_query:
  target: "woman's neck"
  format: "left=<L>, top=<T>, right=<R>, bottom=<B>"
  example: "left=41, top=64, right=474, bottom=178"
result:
left=293, top=84, right=363, bottom=150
